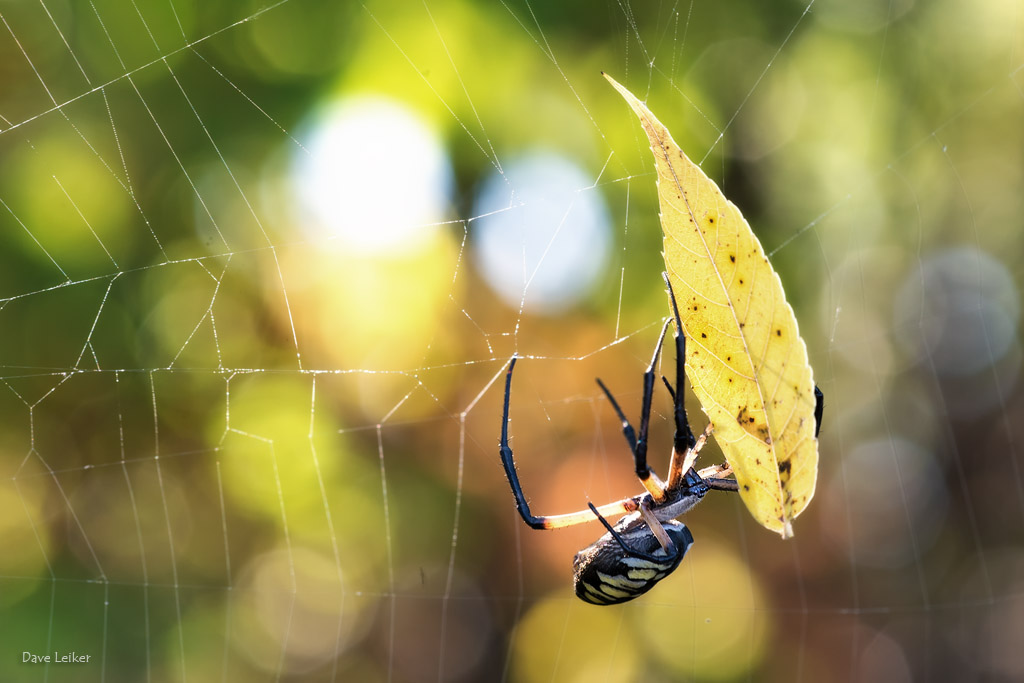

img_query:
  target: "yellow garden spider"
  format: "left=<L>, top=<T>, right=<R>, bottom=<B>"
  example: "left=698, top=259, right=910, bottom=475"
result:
left=499, top=273, right=741, bottom=605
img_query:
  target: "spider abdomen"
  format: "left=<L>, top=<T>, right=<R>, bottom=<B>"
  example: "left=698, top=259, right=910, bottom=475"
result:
left=573, top=519, right=693, bottom=605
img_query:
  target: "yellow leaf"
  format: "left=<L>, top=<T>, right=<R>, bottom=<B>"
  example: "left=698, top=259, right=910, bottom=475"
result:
left=604, top=73, right=819, bottom=538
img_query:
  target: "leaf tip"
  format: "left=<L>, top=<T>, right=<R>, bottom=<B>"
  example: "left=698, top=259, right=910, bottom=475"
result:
left=780, top=519, right=794, bottom=539
left=602, top=71, right=627, bottom=97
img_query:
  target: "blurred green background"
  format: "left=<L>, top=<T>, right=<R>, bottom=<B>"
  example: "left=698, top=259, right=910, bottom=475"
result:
left=1, top=0, right=1022, bottom=680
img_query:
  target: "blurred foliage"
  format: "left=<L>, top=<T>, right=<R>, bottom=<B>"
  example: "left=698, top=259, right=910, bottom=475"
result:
left=1, top=0, right=1023, bottom=681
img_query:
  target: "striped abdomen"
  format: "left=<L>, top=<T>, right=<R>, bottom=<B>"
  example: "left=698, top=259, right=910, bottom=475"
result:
left=572, top=517, right=693, bottom=605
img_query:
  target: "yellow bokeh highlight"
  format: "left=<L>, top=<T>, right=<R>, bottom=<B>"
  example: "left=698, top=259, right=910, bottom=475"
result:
left=512, top=595, right=640, bottom=683
left=213, top=373, right=338, bottom=518
left=633, top=536, right=769, bottom=679
left=228, top=546, right=374, bottom=676
left=247, top=3, right=351, bottom=77
left=344, top=0, right=534, bottom=131
left=274, top=231, right=463, bottom=412
left=0, top=473, right=51, bottom=606
left=142, top=261, right=222, bottom=367
left=342, top=0, right=607, bottom=165
left=212, top=373, right=389, bottom=589
left=3, top=136, right=132, bottom=271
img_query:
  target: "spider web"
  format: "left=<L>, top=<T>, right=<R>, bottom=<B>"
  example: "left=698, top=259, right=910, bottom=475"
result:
left=1, top=0, right=1023, bottom=681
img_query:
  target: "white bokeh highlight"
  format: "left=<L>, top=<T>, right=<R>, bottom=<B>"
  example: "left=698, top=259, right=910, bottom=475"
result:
left=471, top=152, right=612, bottom=314
left=291, top=96, right=453, bottom=254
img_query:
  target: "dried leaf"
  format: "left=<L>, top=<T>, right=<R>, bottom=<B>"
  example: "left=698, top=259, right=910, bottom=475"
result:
left=605, top=73, right=818, bottom=537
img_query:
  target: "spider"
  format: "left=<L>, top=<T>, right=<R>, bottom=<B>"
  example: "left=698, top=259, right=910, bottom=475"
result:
left=498, top=274, right=740, bottom=604
left=499, top=273, right=824, bottom=605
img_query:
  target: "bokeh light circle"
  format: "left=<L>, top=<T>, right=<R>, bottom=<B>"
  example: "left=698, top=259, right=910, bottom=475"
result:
left=822, top=437, right=947, bottom=568
left=893, top=246, right=1020, bottom=377
left=471, top=152, right=612, bottom=314
left=291, top=96, right=453, bottom=254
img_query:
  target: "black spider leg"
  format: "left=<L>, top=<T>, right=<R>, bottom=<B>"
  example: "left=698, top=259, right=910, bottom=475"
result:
left=814, top=385, right=824, bottom=437
left=662, top=271, right=696, bottom=453
left=595, top=317, right=674, bottom=501
left=660, top=274, right=740, bottom=494
left=499, top=357, right=547, bottom=529
left=587, top=503, right=684, bottom=563
left=705, top=476, right=740, bottom=492
left=662, top=394, right=740, bottom=493
left=500, top=358, right=643, bottom=531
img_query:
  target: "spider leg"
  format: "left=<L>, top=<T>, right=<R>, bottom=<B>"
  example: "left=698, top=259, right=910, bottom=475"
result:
left=587, top=503, right=681, bottom=563
left=666, top=418, right=714, bottom=491
left=661, top=273, right=704, bottom=489
left=669, top=422, right=713, bottom=482
left=693, top=461, right=740, bottom=492
left=814, top=385, right=824, bottom=437
left=596, top=317, right=673, bottom=503
left=636, top=317, right=673, bottom=488
left=663, top=272, right=696, bottom=451
left=638, top=498, right=677, bottom=552
left=595, top=378, right=637, bottom=452
left=660, top=375, right=676, bottom=402
left=500, top=357, right=642, bottom=529
left=696, top=462, right=732, bottom=479
left=499, top=357, right=550, bottom=529
left=705, top=477, right=740, bottom=492
left=529, top=499, right=642, bottom=529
